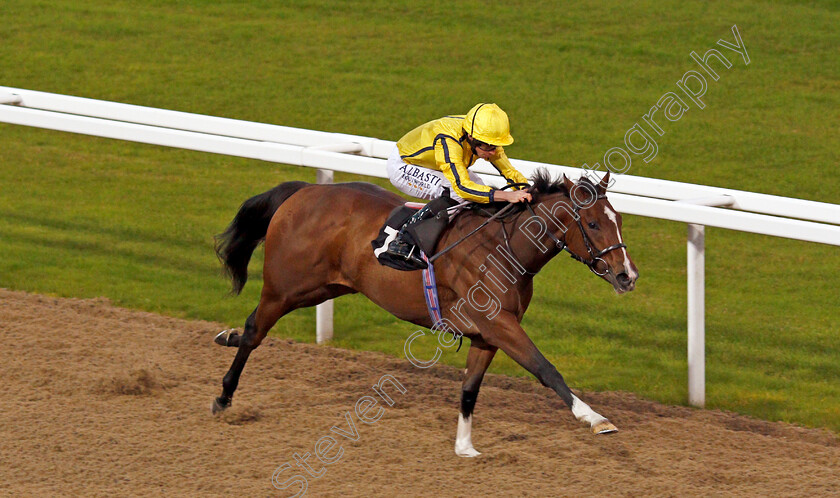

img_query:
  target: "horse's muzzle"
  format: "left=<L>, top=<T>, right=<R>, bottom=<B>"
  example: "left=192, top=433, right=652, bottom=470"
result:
left=614, top=271, right=637, bottom=294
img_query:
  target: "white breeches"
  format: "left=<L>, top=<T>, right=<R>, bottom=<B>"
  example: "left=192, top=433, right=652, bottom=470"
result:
left=386, top=146, right=485, bottom=202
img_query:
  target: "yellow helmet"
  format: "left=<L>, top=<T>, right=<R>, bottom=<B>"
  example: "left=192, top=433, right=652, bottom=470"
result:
left=464, top=103, right=514, bottom=146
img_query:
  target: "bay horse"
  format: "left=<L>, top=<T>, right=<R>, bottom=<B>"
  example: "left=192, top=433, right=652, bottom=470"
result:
left=212, top=170, right=638, bottom=457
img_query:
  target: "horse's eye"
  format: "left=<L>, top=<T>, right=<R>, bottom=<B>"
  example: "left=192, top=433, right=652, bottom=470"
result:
left=588, top=222, right=598, bottom=230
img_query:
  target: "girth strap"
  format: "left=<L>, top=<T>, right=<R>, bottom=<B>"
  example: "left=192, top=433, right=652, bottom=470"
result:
left=421, top=252, right=464, bottom=352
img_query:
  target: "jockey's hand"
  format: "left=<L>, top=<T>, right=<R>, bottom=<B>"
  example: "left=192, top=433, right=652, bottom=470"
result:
left=494, top=189, right=533, bottom=204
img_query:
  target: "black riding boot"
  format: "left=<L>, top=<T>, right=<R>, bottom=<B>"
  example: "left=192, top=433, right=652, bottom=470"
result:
left=383, top=203, right=435, bottom=269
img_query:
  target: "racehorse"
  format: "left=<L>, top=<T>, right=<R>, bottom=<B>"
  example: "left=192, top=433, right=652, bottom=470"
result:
left=212, top=170, right=638, bottom=457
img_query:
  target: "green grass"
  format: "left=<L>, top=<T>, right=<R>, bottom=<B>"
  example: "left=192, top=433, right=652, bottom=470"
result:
left=1, top=0, right=838, bottom=431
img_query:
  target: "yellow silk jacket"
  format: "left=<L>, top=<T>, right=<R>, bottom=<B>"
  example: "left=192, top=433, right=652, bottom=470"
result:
left=396, top=115, right=529, bottom=203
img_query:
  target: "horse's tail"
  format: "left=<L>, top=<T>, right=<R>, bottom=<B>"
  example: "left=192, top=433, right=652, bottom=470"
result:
left=215, top=181, right=310, bottom=294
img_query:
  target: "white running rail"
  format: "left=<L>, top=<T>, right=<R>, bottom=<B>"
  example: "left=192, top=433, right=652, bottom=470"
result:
left=2, top=87, right=838, bottom=407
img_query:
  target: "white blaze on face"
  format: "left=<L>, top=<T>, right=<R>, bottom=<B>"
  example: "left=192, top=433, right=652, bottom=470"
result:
left=603, top=205, right=637, bottom=279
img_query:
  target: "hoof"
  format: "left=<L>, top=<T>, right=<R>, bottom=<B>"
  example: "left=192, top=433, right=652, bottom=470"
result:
left=214, top=329, right=238, bottom=347
left=455, top=447, right=482, bottom=458
left=212, top=396, right=231, bottom=414
left=592, top=420, right=618, bottom=435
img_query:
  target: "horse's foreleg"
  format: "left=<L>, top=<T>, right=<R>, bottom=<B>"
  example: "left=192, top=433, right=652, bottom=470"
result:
left=456, top=341, right=497, bottom=457
left=212, top=299, right=286, bottom=414
left=480, top=312, right=617, bottom=434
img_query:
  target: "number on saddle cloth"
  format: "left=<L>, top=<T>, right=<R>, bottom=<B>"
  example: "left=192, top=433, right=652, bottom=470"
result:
left=371, top=204, right=423, bottom=271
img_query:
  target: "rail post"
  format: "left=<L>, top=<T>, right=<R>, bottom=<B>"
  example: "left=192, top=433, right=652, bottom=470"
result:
left=315, top=168, right=335, bottom=344
left=679, top=195, right=732, bottom=408
left=687, top=223, right=705, bottom=407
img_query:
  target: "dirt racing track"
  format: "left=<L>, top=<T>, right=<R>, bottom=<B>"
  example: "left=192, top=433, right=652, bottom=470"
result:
left=1, top=288, right=837, bottom=497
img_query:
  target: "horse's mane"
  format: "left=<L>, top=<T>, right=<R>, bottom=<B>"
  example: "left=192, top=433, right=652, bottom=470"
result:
left=530, top=168, right=597, bottom=200
left=530, top=168, right=569, bottom=196
left=464, top=169, right=597, bottom=219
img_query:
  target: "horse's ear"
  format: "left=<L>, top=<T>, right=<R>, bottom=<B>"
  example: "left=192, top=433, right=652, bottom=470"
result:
left=597, top=172, right=611, bottom=195
left=562, top=174, right=575, bottom=192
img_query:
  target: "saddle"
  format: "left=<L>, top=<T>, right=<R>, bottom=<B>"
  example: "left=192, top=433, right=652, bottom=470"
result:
left=371, top=196, right=459, bottom=271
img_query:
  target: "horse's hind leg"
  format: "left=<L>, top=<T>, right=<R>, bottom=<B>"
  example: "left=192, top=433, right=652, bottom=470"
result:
left=213, top=307, right=257, bottom=348
left=212, top=298, right=287, bottom=414
left=455, top=340, right=497, bottom=457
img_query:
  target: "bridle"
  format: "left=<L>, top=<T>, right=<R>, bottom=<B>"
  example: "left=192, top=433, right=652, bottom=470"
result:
left=500, top=184, right=627, bottom=278
left=428, top=182, right=627, bottom=278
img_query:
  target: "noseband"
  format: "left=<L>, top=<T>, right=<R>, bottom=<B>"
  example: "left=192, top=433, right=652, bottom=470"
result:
left=503, top=194, right=626, bottom=277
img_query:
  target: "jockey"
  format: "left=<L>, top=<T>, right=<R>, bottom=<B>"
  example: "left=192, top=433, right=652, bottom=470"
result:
left=381, top=103, right=533, bottom=268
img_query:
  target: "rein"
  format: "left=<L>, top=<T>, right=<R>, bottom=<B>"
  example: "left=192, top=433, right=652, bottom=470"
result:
left=427, top=183, right=529, bottom=263
left=431, top=186, right=626, bottom=278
